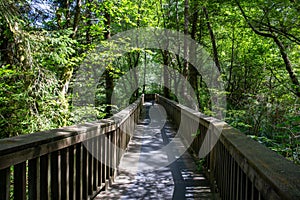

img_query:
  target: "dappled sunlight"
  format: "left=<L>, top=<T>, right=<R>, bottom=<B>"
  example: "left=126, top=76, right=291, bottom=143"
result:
left=96, top=102, right=214, bottom=199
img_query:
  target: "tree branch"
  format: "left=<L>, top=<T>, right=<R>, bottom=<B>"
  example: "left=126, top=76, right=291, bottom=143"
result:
left=235, top=0, right=273, bottom=38
left=236, top=0, right=300, bottom=97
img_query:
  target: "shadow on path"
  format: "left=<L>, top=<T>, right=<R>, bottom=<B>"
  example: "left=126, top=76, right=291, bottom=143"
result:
left=96, top=102, right=215, bottom=199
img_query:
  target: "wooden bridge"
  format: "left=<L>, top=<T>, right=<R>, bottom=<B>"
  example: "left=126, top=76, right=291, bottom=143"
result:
left=0, top=94, right=300, bottom=200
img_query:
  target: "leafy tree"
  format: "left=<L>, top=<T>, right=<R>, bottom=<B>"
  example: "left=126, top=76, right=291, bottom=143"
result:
left=0, top=0, right=298, bottom=164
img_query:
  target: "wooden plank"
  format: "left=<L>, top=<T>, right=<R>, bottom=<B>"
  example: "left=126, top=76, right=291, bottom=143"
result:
left=106, top=133, right=110, bottom=180
left=0, top=126, right=105, bottom=170
left=253, top=184, right=259, bottom=200
left=116, top=129, right=121, bottom=165
left=75, top=143, right=82, bottom=200
left=51, top=151, right=59, bottom=200
left=236, top=163, right=240, bottom=199
left=40, top=154, right=49, bottom=200
left=221, top=146, right=225, bottom=198
left=14, top=162, right=26, bottom=200
left=60, top=148, right=69, bottom=200
left=93, top=138, right=97, bottom=191
left=225, top=148, right=229, bottom=199
left=109, top=132, right=113, bottom=178
left=68, top=145, right=75, bottom=200
left=112, top=130, right=117, bottom=178
left=28, top=158, right=38, bottom=200
left=241, top=170, right=246, bottom=200
left=0, top=167, right=10, bottom=200
left=0, top=103, right=139, bottom=155
left=82, top=145, right=88, bottom=199
left=88, top=139, right=93, bottom=195
left=101, top=135, right=106, bottom=184
left=97, top=136, right=102, bottom=187
left=221, top=127, right=297, bottom=199
left=246, top=176, right=251, bottom=200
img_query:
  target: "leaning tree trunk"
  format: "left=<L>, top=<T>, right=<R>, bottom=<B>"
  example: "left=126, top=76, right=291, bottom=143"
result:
left=236, top=0, right=300, bottom=97
left=272, top=36, right=300, bottom=97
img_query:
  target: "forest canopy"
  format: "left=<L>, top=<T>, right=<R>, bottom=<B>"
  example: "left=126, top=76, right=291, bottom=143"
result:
left=0, top=0, right=299, bottom=164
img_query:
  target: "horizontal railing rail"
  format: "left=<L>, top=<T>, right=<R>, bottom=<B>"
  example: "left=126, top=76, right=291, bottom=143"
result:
left=0, top=96, right=143, bottom=200
left=156, top=94, right=300, bottom=200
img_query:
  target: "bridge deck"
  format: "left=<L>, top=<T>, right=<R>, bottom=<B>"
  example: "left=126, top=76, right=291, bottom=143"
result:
left=96, top=102, right=215, bottom=199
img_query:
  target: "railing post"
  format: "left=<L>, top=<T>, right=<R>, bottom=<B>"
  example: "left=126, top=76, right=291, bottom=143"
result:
left=0, top=97, right=143, bottom=200
left=88, top=139, right=93, bottom=196
left=14, top=162, right=26, bottom=200
left=101, top=134, right=106, bottom=185
left=40, top=154, right=50, bottom=200
left=82, top=144, right=88, bottom=199
left=112, top=130, right=117, bottom=179
left=50, top=151, right=59, bottom=200
left=60, top=148, right=68, bottom=200
left=28, top=158, right=38, bottom=200
left=97, top=135, right=102, bottom=188
left=75, top=143, right=82, bottom=200
left=105, top=133, right=110, bottom=188
left=69, top=145, right=75, bottom=200
left=0, top=168, right=10, bottom=200
left=92, top=138, right=98, bottom=192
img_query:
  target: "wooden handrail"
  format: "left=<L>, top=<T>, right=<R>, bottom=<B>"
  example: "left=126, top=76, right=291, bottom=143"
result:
left=0, top=96, right=143, bottom=200
left=2, top=93, right=299, bottom=200
left=156, top=94, right=300, bottom=200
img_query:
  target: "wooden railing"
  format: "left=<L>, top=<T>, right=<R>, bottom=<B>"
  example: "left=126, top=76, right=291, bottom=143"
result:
left=0, top=96, right=143, bottom=200
left=156, top=94, right=300, bottom=200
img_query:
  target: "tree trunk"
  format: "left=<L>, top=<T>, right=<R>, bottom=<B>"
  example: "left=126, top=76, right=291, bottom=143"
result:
left=132, top=52, right=140, bottom=99
left=142, top=52, right=146, bottom=93
left=228, top=24, right=235, bottom=93
left=203, top=6, right=221, bottom=73
left=86, top=0, right=93, bottom=44
left=272, top=36, right=300, bottom=97
left=236, top=0, right=300, bottom=97
left=104, top=4, right=113, bottom=115
left=64, top=0, right=71, bottom=28
left=182, top=0, right=189, bottom=96
left=190, top=0, right=200, bottom=109
left=163, top=50, right=170, bottom=98
left=160, top=0, right=171, bottom=98
left=0, top=24, right=13, bottom=65
left=72, top=0, right=81, bottom=38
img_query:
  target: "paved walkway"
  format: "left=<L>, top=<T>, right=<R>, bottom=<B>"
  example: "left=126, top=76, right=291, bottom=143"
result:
left=96, top=102, right=215, bottom=199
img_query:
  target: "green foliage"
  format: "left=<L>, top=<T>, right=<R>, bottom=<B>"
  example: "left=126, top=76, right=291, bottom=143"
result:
left=196, top=0, right=300, bottom=164
left=0, top=26, right=80, bottom=138
left=0, top=0, right=299, bottom=165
